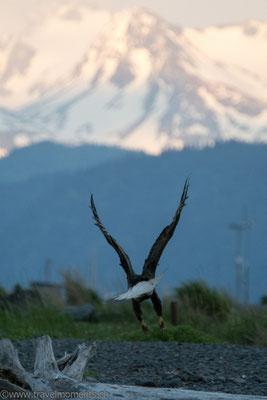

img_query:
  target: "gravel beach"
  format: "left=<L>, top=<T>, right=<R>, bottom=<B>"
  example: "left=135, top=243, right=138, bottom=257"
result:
left=14, top=339, right=267, bottom=396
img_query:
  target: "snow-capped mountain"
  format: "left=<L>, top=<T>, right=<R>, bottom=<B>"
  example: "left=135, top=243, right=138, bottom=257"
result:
left=0, top=3, right=111, bottom=109
left=0, top=5, right=267, bottom=155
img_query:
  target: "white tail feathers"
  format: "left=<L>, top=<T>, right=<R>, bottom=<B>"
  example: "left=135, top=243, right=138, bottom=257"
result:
left=114, top=270, right=166, bottom=301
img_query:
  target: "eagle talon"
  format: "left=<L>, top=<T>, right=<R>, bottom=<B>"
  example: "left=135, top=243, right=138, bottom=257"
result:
left=158, top=317, right=165, bottom=329
left=141, top=321, right=148, bottom=333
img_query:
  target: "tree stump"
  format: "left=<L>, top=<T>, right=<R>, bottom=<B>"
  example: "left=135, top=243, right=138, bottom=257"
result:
left=0, top=335, right=97, bottom=396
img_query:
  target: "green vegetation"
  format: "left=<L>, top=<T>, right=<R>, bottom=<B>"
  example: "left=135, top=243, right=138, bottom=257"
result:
left=0, top=305, right=216, bottom=343
left=62, top=270, right=102, bottom=307
left=84, top=371, right=99, bottom=377
left=175, top=281, right=232, bottom=320
left=0, top=286, right=7, bottom=298
left=0, top=279, right=266, bottom=346
left=119, top=324, right=217, bottom=343
left=173, top=281, right=267, bottom=346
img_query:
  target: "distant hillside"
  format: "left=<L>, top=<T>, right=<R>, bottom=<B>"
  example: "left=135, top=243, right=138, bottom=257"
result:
left=0, top=142, right=136, bottom=182
left=0, top=141, right=266, bottom=303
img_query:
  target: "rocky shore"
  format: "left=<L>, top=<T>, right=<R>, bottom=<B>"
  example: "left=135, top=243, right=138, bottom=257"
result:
left=14, top=339, right=267, bottom=397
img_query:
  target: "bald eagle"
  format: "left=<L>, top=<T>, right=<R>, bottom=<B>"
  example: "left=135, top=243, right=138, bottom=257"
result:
left=90, top=179, right=189, bottom=332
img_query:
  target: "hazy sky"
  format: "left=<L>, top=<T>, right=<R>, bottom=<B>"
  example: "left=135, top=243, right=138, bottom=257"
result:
left=0, top=0, right=266, bottom=35
left=98, top=0, right=267, bottom=27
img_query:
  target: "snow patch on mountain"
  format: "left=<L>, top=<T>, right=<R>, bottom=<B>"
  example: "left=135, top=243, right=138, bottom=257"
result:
left=0, top=4, right=111, bottom=108
left=184, top=20, right=267, bottom=98
left=0, top=6, right=267, bottom=156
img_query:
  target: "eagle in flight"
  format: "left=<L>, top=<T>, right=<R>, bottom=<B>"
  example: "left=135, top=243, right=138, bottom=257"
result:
left=90, top=179, right=189, bottom=332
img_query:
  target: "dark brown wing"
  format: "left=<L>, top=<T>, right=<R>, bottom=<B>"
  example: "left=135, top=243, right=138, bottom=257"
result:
left=90, top=194, right=135, bottom=279
left=142, top=179, right=189, bottom=279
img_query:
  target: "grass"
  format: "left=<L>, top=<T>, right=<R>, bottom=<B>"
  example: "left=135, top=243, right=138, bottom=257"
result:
left=0, top=305, right=217, bottom=343
left=0, top=305, right=135, bottom=341
left=175, top=280, right=232, bottom=320
left=1, top=301, right=266, bottom=346
left=0, top=280, right=266, bottom=346
left=84, top=371, right=99, bottom=377
left=172, top=281, right=267, bottom=346
left=119, top=324, right=217, bottom=343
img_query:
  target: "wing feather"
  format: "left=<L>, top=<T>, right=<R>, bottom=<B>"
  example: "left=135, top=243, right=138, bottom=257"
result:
left=142, top=179, right=189, bottom=279
left=90, top=195, right=135, bottom=279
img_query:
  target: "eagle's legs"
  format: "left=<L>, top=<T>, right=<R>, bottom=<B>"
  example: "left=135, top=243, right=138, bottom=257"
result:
left=151, top=290, right=165, bottom=329
left=132, top=299, right=148, bottom=333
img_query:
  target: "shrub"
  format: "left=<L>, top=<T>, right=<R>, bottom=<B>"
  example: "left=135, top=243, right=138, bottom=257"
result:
left=13, top=284, right=23, bottom=293
left=224, top=310, right=260, bottom=345
left=175, top=281, right=232, bottom=320
left=0, top=286, right=7, bottom=299
left=62, top=270, right=102, bottom=307
left=171, top=324, right=217, bottom=343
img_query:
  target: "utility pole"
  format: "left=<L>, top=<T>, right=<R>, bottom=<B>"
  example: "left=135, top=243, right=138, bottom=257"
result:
left=229, top=218, right=252, bottom=304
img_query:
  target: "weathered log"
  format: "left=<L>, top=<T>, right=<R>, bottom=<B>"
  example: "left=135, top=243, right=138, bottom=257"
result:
left=0, top=338, right=30, bottom=389
left=0, top=378, right=29, bottom=393
left=0, top=335, right=97, bottom=394
left=33, top=335, right=59, bottom=379
left=0, top=338, right=50, bottom=392
left=71, top=383, right=267, bottom=400
left=59, top=342, right=98, bottom=381
left=56, top=346, right=79, bottom=371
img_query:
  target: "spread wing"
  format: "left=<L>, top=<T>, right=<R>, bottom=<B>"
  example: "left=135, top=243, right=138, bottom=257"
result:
left=142, top=179, right=189, bottom=279
left=90, top=194, right=135, bottom=280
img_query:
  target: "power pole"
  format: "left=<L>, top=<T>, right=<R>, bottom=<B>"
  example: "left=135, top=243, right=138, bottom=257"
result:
left=229, top=218, right=252, bottom=304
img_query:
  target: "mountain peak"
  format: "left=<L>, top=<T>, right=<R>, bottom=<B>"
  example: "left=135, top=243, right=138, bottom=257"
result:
left=0, top=7, right=266, bottom=156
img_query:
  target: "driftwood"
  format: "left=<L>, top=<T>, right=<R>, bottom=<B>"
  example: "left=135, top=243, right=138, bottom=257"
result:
left=0, top=335, right=97, bottom=396
left=0, top=336, right=265, bottom=400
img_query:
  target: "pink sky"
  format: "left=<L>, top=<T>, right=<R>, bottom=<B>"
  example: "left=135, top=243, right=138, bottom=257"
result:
left=0, top=0, right=266, bottom=36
